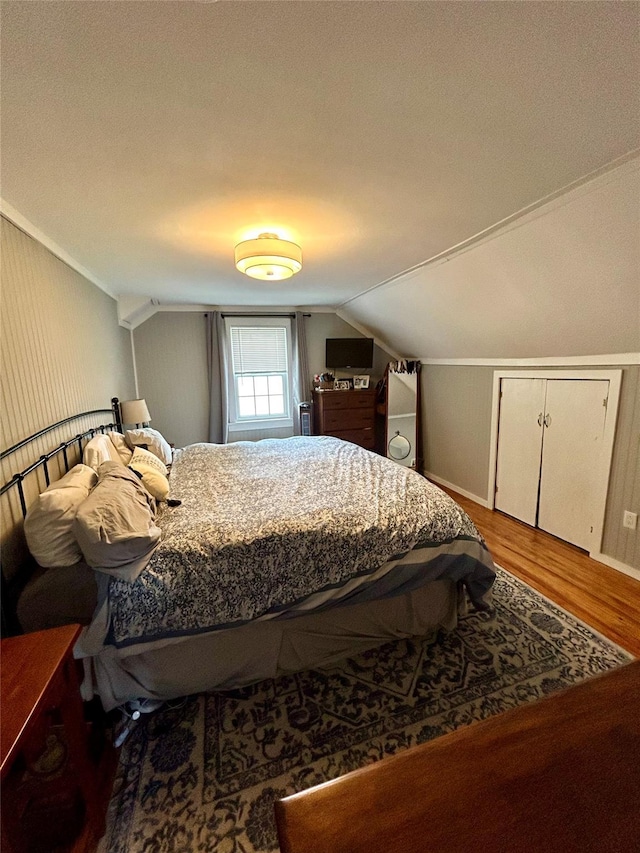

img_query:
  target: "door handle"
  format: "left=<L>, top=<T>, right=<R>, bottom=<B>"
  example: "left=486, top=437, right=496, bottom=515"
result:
left=537, top=412, right=543, bottom=427
left=544, top=413, right=551, bottom=428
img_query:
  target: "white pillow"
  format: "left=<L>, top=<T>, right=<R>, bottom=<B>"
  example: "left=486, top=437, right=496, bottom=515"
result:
left=125, top=427, right=172, bottom=465
left=107, top=431, right=133, bottom=465
left=129, top=446, right=170, bottom=501
left=83, top=434, right=122, bottom=471
left=24, top=464, right=98, bottom=567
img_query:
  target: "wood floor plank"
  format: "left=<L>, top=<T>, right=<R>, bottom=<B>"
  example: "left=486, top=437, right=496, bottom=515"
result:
left=441, top=487, right=640, bottom=657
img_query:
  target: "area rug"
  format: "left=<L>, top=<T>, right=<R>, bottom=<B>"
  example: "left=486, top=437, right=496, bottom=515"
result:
left=99, top=567, right=631, bottom=853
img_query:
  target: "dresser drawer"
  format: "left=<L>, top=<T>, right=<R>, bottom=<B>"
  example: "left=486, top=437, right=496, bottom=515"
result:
left=321, top=391, right=375, bottom=411
left=323, top=408, right=374, bottom=431
left=327, top=428, right=375, bottom=449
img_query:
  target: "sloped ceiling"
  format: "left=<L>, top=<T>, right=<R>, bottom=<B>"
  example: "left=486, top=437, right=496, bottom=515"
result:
left=343, top=162, right=640, bottom=359
left=1, top=1, right=638, bottom=355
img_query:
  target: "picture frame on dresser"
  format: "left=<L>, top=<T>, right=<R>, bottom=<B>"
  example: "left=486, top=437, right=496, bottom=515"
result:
left=353, top=375, right=370, bottom=390
left=334, top=380, right=351, bottom=390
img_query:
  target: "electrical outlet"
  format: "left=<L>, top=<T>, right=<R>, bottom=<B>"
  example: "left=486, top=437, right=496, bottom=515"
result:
left=623, top=511, right=637, bottom=531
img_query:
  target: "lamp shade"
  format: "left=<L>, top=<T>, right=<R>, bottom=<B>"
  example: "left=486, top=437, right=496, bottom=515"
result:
left=235, top=232, right=302, bottom=281
left=120, top=398, right=151, bottom=426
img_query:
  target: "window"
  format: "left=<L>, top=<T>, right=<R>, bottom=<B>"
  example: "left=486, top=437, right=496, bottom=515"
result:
left=225, top=317, right=293, bottom=432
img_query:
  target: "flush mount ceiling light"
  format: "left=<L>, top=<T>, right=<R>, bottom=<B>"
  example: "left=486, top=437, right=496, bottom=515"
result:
left=234, top=232, right=302, bottom=280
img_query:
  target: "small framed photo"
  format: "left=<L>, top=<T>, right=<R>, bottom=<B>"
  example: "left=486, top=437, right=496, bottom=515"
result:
left=334, top=379, right=351, bottom=391
left=353, top=375, right=370, bottom=390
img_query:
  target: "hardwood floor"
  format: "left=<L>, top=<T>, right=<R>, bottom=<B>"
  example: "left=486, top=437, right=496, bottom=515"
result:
left=442, top=488, right=640, bottom=658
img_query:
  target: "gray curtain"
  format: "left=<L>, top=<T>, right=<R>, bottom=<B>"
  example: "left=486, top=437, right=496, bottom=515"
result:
left=291, top=311, right=310, bottom=435
left=206, top=312, right=229, bottom=444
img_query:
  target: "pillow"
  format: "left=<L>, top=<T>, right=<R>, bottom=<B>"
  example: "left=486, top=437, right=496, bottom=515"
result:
left=83, top=434, right=123, bottom=471
left=129, top=445, right=168, bottom=476
left=107, top=431, right=133, bottom=465
left=125, top=428, right=172, bottom=465
left=73, top=462, right=161, bottom=582
left=129, top=446, right=170, bottom=501
left=24, top=464, right=98, bottom=567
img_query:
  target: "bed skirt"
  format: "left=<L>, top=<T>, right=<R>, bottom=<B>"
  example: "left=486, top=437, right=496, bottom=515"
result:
left=79, top=579, right=461, bottom=712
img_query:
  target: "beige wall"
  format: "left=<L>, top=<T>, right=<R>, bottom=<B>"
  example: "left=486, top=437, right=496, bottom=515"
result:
left=1, top=217, right=135, bottom=573
left=601, top=366, right=640, bottom=568
left=421, top=363, right=640, bottom=569
left=306, top=313, right=389, bottom=388
left=133, top=312, right=209, bottom=449
left=133, top=311, right=390, bottom=446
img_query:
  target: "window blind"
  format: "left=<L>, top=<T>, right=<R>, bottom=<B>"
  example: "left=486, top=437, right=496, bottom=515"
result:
left=230, top=326, right=288, bottom=374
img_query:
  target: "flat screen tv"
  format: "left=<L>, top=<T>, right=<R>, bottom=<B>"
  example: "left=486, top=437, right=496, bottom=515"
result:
left=325, top=337, right=374, bottom=369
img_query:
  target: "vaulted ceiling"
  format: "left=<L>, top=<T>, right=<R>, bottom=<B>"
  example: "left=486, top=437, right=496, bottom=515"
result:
left=2, top=1, right=638, bottom=316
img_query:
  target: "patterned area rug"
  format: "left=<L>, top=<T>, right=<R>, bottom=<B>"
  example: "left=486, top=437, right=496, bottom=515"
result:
left=100, top=568, right=631, bottom=852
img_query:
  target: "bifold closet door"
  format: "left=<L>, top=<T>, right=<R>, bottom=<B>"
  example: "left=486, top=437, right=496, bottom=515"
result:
left=494, top=378, right=545, bottom=525
left=537, top=379, right=608, bottom=551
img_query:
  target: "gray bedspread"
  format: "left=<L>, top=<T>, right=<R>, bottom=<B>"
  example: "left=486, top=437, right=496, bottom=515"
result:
left=103, top=437, right=495, bottom=648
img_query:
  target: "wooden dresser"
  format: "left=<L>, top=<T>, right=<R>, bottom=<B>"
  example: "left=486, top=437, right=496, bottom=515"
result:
left=312, top=389, right=376, bottom=450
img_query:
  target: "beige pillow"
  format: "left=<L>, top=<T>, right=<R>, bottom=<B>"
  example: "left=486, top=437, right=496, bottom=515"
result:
left=83, top=434, right=122, bottom=471
left=107, top=431, right=133, bottom=465
left=24, top=464, right=98, bottom=567
left=129, top=447, right=170, bottom=501
left=128, top=445, right=168, bottom=476
left=73, top=462, right=160, bottom=582
left=125, top=428, right=172, bottom=465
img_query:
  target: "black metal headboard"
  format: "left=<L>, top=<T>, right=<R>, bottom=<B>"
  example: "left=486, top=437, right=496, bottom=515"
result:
left=0, top=397, right=122, bottom=636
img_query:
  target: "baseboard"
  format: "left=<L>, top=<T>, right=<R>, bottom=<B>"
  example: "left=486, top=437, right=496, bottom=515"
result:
left=423, top=472, right=489, bottom=508
left=589, top=552, right=640, bottom=582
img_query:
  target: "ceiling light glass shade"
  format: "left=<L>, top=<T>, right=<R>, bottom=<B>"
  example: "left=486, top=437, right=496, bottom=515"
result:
left=120, top=398, right=151, bottom=425
left=235, top=233, right=302, bottom=280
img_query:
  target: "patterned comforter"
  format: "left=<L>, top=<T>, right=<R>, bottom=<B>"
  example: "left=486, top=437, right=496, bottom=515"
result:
left=104, top=437, right=495, bottom=648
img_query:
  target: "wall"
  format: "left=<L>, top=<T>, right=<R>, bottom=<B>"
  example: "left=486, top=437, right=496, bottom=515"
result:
left=133, top=311, right=390, bottom=446
left=0, top=217, right=135, bottom=573
left=133, top=312, right=209, bottom=448
left=602, top=366, right=640, bottom=567
left=421, top=363, right=640, bottom=570
left=306, top=313, right=389, bottom=386
left=421, top=366, right=495, bottom=498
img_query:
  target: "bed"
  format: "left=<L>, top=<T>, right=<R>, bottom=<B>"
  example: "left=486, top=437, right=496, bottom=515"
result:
left=1, top=405, right=496, bottom=713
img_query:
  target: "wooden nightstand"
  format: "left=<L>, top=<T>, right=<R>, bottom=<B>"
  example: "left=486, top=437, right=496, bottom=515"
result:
left=1, top=624, right=109, bottom=852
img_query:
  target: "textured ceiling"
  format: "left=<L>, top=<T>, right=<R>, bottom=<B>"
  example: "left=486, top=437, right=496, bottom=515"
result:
left=1, top=1, right=638, bottom=307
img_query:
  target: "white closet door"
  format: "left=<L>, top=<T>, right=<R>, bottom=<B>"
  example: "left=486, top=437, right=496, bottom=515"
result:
left=495, top=378, right=546, bottom=525
left=538, top=379, right=609, bottom=550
